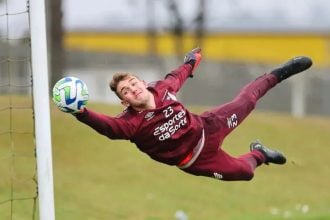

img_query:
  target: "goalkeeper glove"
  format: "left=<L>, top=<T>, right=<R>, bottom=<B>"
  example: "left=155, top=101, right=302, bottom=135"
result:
left=184, top=47, right=202, bottom=77
left=71, top=107, right=85, bottom=116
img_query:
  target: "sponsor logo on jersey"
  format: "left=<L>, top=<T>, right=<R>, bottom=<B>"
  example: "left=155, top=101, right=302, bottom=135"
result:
left=162, top=90, right=177, bottom=102
left=153, top=106, right=187, bottom=141
left=144, top=111, right=155, bottom=121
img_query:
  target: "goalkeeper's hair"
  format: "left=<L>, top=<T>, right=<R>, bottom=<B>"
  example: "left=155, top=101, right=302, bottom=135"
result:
left=109, top=72, right=140, bottom=99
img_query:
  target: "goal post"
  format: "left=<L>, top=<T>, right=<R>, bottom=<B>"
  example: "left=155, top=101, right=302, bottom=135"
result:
left=29, top=0, right=55, bottom=219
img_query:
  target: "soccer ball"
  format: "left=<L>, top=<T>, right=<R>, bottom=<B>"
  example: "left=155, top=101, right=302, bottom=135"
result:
left=52, top=76, right=89, bottom=113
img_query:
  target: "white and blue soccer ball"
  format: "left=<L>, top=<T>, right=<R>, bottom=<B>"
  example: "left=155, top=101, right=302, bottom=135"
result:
left=52, top=76, right=89, bottom=113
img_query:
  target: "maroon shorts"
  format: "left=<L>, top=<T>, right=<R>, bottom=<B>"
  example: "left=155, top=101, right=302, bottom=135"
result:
left=181, top=74, right=278, bottom=181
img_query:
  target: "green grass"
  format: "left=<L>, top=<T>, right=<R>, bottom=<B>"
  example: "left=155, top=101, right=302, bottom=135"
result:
left=2, top=100, right=330, bottom=219
left=51, top=103, right=330, bottom=220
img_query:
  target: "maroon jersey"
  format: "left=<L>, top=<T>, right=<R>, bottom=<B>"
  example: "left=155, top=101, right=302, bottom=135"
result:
left=76, top=64, right=204, bottom=165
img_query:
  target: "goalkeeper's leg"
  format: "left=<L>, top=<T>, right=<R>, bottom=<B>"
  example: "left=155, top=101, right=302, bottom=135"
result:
left=206, top=73, right=278, bottom=138
left=181, top=147, right=266, bottom=181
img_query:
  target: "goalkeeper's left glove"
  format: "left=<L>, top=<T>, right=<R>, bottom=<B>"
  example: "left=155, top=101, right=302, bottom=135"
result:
left=184, top=47, right=202, bottom=77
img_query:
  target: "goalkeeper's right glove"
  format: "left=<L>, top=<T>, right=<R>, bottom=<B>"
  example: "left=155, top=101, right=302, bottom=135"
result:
left=71, top=107, right=85, bottom=116
left=54, top=101, right=86, bottom=116
left=184, top=47, right=202, bottom=77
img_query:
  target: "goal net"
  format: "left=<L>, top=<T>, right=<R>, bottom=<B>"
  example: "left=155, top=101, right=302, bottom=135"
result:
left=0, top=0, right=55, bottom=219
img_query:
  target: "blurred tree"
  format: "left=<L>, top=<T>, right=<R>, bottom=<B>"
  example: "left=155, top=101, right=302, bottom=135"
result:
left=194, top=0, right=205, bottom=48
left=168, top=0, right=184, bottom=60
left=46, top=0, right=64, bottom=88
left=146, top=0, right=158, bottom=57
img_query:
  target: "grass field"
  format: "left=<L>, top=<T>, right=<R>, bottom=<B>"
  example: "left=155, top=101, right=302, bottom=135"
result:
left=50, top=103, right=330, bottom=220
left=1, top=100, right=330, bottom=219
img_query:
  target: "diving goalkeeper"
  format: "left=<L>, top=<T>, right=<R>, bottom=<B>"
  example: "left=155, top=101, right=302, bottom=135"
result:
left=72, top=48, right=312, bottom=181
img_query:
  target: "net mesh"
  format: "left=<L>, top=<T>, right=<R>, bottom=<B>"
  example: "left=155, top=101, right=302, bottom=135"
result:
left=0, top=0, right=38, bottom=219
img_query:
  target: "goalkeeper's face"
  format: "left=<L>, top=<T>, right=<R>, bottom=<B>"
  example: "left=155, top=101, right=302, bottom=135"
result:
left=117, top=76, right=152, bottom=110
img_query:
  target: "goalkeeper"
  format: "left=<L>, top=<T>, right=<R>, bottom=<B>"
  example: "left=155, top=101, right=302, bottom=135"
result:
left=73, top=48, right=312, bottom=181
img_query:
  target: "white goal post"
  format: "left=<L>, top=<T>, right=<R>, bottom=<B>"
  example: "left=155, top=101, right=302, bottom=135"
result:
left=29, top=0, right=55, bottom=219
left=291, top=75, right=306, bottom=118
